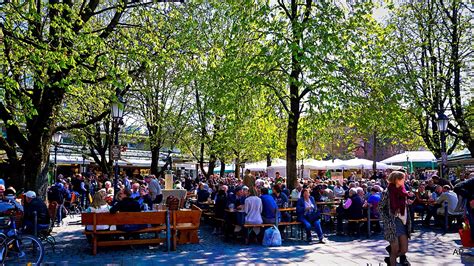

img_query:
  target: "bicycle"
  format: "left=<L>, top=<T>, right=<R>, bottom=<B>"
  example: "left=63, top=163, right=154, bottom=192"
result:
left=0, top=201, right=44, bottom=264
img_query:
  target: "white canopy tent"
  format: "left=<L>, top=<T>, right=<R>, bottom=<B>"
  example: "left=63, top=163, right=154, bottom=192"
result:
left=266, top=158, right=398, bottom=177
left=381, top=151, right=436, bottom=164
left=332, top=158, right=393, bottom=170
left=245, top=160, right=268, bottom=172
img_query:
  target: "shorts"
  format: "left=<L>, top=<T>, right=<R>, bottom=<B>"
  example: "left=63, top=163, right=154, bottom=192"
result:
left=395, top=218, right=407, bottom=237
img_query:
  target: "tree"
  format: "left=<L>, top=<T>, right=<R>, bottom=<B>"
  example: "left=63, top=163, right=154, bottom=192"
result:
left=176, top=0, right=273, bottom=179
left=388, top=0, right=473, bottom=158
left=127, top=6, right=192, bottom=177
left=0, top=1, right=176, bottom=194
left=260, top=0, right=376, bottom=189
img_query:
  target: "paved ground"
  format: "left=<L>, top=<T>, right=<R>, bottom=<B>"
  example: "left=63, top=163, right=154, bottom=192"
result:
left=37, top=215, right=473, bottom=265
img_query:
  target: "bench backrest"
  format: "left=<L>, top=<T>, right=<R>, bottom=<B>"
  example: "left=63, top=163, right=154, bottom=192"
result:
left=173, top=209, right=202, bottom=225
left=82, top=211, right=167, bottom=226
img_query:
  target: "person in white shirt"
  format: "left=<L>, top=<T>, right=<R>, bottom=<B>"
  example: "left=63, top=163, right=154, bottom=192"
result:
left=244, top=189, right=263, bottom=237
left=291, top=184, right=302, bottom=199
left=85, top=192, right=111, bottom=232
left=436, top=185, right=459, bottom=216
left=333, top=182, right=345, bottom=198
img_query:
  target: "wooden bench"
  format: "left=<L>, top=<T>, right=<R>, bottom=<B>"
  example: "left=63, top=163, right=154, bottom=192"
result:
left=81, top=211, right=169, bottom=255
left=278, top=221, right=303, bottom=239
left=170, top=205, right=202, bottom=250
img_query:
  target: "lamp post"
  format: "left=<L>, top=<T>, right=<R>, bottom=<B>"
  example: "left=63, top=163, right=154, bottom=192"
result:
left=300, top=150, right=305, bottom=180
left=437, top=112, right=449, bottom=179
left=52, top=132, right=62, bottom=181
left=111, top=100, right=125, bottom=195
left=81, top=146, right=87, bottom=174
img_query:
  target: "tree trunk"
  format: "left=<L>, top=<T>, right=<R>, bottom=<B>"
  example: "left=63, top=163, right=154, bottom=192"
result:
left=150, top=145, right=161, bottom=175
left=372, top=131, right=377, bottom=173
left=286, top=81, right=300, bottom=191
left=207, top=154, right=217, bottom=179
left=4, top=158, right=25, bottom=193
left=219, top=159, right=226, bottom=178
left=22, top=140, right=51, bottom=198
left=266, top=153, right=272, bottom=167
left=235, top=157, right=241, bottom=180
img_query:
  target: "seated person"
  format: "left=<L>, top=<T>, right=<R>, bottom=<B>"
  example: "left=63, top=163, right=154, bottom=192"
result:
left=436, top=185, right=458, bottom=216
left=227, top=186, right=246, bottom=210
left=366, top=187, right=381, bottom=219
left=424, top=185, right=443, bottom=226
left=260, top=187, right=278, bottom=224
left=4, top=188, right=23, bottom=212
left=84, top=192, right=110, bottom=242
left=336, top=188, right=364, bottom=234
left=110, top=189, right=144, bottom=232
left=291, top=183, right=303, bottom=199
left=411, top=183, right=430, bottom=220
left=136, top=186, right=153, bottom=210
left=311, top=185, right=323, bottom=202
left=197, top=183, right=210, bottom=206
left=244, top=189, right=263, bottom=237
left=130, top=183, right=140, bottom=199
left=272, top=185, right=289, bottom=222
left=366, top=187, right=381, bottom=233
left=296, top=188, right=324, bottom=243
left=23, top=191, right=50, bottom=234
left=333, top=182, right=345, bottom=198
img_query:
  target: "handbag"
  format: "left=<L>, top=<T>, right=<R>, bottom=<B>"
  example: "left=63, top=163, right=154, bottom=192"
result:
left=262, top=225, right=282, bottom=247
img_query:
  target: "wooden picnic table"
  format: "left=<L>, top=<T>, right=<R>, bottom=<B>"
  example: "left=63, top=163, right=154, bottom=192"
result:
left=225, top=209, right=245, bottom=213
left=278, top=207, right=296, bottom=212
left=316, top=201, right=338, bottom=205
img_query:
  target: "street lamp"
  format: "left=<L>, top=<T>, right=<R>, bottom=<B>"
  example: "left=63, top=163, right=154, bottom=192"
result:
left=111, top=99, right=125, bottom=195
left=81, top=146, right=87, bottom=174
left=437, top=112, right=449, bottom=179
left=52, top=132, right=62, bottom=181
left=300, top=150, right=305, bottom=180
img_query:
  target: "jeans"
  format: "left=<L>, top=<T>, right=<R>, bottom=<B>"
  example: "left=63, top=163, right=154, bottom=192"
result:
left=300, top=215, right=323, bottom=240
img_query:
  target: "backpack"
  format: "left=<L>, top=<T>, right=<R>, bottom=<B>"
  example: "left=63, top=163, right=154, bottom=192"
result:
left=262, top=226, right=282, bottom=247
left=47, top=185, right=64, bottom=204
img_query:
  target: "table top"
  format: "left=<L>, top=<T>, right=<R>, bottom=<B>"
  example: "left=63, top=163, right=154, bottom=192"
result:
left=225, top=209, right=245, bottom=213
left=316, top=201, right=338, bottom=205
left=278, top=207, right=296, bottom=212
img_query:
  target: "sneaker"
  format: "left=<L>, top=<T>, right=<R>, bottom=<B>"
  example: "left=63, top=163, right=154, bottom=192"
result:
left=318, top=239, right=326, bottom=244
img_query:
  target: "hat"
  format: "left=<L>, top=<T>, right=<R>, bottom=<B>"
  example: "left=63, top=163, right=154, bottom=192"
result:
left=25, top=191, right=36, bottom=198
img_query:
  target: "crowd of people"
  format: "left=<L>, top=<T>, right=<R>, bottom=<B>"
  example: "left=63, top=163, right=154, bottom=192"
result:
left=0, top=166, right=472, bottom=264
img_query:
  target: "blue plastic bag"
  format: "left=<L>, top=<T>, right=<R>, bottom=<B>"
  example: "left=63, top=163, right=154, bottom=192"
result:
left=262, top=226, right=282, bottom=247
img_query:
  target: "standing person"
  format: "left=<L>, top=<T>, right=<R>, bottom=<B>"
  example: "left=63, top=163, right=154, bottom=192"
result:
left=378, top=171, right=414, bottom=266
left=243, top=169, right=256, bottom=195
left=144, top=175, right=162, bottom=204
left=454, top=173, right=474, bottom=241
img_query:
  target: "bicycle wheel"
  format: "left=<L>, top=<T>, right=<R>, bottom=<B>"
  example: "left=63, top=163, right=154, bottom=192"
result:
left=7, top=234, right=44, bottom=264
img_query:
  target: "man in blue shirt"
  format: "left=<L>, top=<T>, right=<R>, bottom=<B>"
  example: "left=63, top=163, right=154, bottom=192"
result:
left=260, top=187, right=279, bottom=224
